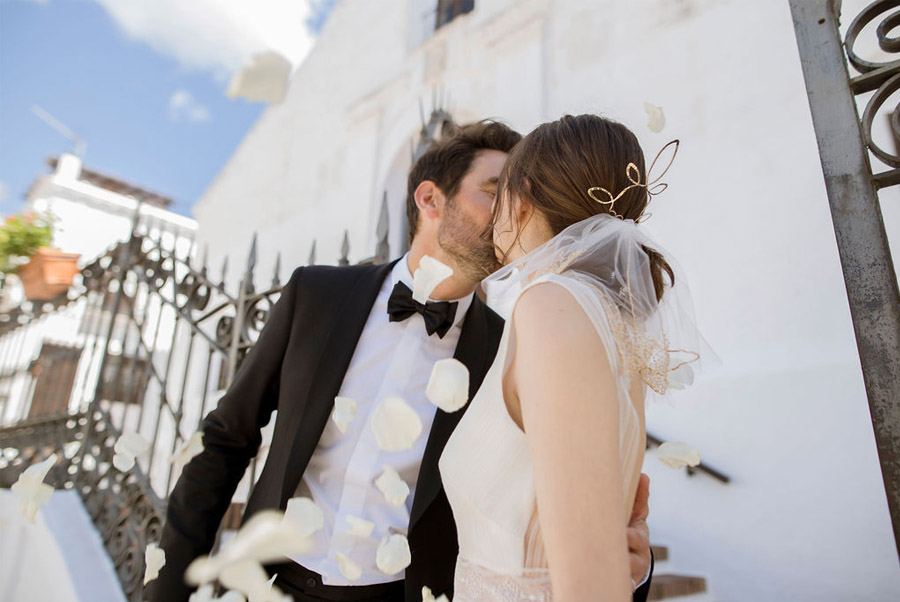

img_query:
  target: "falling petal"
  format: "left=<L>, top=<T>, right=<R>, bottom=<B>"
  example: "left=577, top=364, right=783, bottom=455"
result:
left=657, top=441, right=701, bottom=469
left=375, top=467, right=410, bottom=507
left=143, top=542, right=166, bottom=585
left=113, top=431, right=151, bottom=472
left=218, top=558, right=276, bottom=602
left=371, top=397, right=423, bottom=451
left=227, top=50, right=293, bottom=104
left=426, top=358, right=469, bottom=412
left=186, top=510, right=314, bottom=586
left=10, top=454, right=57, bottom=523
left=345, top=515, right=375, bottom=538
left=335, top=552, right=362, bottom=581
left=171, top=431, right=204, bottom=473
left=375, top=534, right=412, bottom=575
left=644, top=102, right=666, bottom=133
left=668, top=363, right=694, bottom=390
left=412, top=255, right=453, bottom=303
left=112, top=452, right=135, bottom=472
left=331, top=396, right=358, bottom=434
left=422, top=586, right=451, bottom=602
left=284, top=496, right=324, bottom=538
left=115, top=431, right=152, bottom=457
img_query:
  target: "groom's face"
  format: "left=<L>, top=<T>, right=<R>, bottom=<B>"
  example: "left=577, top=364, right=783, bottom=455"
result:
left=437, top=149, right=508, bottom=281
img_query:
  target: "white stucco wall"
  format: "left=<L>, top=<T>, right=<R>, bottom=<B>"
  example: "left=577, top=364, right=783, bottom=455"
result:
left=191, top=0, right=900, bottom=599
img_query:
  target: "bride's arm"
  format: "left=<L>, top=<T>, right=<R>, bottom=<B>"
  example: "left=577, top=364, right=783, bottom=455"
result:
left=507, top=282, right=631, bottom=602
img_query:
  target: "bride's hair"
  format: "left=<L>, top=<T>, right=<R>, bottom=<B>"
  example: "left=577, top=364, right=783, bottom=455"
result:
left=492, top=113, right=674, bottom=301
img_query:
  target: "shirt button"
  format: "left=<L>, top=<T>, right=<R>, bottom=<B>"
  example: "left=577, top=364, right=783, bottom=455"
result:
left=306, top=577, right=317, bottom=588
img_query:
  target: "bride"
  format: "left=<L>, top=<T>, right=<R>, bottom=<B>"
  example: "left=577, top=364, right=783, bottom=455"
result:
left=438, top=114, right=705, bottom=601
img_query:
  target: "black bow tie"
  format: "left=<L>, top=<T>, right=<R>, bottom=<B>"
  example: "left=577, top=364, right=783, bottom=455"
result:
left=387, top=281, right=458, bottom=338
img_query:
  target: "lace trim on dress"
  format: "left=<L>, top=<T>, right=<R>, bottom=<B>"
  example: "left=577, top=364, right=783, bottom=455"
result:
left=454, top=557, right=553, bottom=602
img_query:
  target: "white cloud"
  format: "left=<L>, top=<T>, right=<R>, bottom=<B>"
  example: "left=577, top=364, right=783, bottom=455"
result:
left=169, top=90, right=212, bottom=123
left=92, top=0, right=315, bottom=81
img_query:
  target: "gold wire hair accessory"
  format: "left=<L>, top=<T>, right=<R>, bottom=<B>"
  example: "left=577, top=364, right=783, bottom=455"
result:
left=586, top=139, right=680, bottom=224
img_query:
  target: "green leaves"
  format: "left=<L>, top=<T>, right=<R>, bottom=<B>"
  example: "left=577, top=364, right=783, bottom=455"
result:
left=0, top=210, right=56, bottom=274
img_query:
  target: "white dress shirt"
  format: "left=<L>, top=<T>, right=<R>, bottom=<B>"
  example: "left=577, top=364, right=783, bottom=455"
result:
left=288, top=254, right=474, bottom=585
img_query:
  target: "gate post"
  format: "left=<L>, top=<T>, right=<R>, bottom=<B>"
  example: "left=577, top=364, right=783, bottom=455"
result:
left=790, top=0, right=900, bottom=556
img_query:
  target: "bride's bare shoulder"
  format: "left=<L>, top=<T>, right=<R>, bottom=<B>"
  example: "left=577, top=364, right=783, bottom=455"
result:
left=512, top=277, right=590, bottom=332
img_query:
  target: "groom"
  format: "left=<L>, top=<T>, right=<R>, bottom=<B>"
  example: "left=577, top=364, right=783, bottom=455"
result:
left=148, top=121, right=654, bottom=602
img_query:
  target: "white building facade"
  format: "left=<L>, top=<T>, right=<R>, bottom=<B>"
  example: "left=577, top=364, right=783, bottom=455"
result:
left=191, top=1, right=900, bottom=600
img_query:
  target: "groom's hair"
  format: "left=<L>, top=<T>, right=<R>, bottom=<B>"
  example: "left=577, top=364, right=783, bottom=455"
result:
left=406, top=119, right=521, bottom=243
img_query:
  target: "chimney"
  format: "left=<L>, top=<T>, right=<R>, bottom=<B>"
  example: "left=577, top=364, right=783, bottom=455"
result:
left=55, top=153, right=82, bottom=181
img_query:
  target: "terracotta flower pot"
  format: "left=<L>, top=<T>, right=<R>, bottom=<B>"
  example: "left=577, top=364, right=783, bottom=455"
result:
left=17, top=246, right=81, bottom=302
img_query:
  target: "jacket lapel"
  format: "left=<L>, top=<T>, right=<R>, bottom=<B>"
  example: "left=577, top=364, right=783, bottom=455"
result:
left=409, top=294, right=493, bottom=528
left=279, top=259, right=397, bottom=507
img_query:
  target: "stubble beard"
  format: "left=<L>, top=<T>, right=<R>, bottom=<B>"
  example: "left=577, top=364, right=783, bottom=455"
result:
left=437, top=206, right=503, bottom=283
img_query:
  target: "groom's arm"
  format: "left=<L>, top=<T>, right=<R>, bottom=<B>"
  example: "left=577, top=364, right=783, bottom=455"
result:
left=146, top=267, right=303, bottom=602
left=629, top=473, right=653, bottom=602
left=633, top=549, right=654, bottom=602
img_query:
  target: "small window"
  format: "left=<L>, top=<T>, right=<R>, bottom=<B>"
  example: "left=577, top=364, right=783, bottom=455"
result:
left=435, top=0, right=474, bottom=31
left=98, top=353, right=151, bottom=404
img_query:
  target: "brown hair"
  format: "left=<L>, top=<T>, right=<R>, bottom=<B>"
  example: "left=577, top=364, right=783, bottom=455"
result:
left=493, top=114, right=674, bottom=301
left=406, top=119, right=522, bottom=243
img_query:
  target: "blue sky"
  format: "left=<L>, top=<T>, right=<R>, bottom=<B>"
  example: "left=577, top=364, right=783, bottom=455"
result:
left=0, top=0, right=332, bottom=217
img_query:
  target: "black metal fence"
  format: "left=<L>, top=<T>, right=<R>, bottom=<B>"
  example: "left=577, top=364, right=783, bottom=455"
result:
left=0, top=203, right=391, bottom=600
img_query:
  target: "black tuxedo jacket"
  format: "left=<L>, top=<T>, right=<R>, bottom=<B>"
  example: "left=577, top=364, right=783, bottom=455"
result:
left=148, top=260, right=653, bottom=602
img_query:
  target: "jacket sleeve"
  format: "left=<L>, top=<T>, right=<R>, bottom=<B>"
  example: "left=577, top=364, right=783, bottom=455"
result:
left=146, top=266, right=303, bottom=602
left=632, top=547, right=654, bottom=602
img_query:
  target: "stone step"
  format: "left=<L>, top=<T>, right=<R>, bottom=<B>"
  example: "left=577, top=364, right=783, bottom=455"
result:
left=648, top=573, right=708, bottom=600
left=652, top=544, right=669, bottom=562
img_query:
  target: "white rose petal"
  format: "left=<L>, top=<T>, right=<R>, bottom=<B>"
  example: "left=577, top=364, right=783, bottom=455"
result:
left=218, top=591, right=248, bottom=602
left=345, top=515, right=375, bottom=538
left=266, top=573, right=277, bottom=589
left=657, top=441, right=701, bottom=469
left=112, top=452, right=135, bottom=472
left=412, top=255, right=453, bottom=304
left=115, top=431, right=152, bottom=457
left=331, top=396, right=358, bottom=434
left=10, top=453, right=57, bottom=523
left=376, top=533, right=412, bottom=575
left=186, top=510, right=314, bottom=586
left=335, top=552, right=363, bottom=581
left=283, top=497, right=324, bottom=538
left=426, top=358, right=470, bottom=412
left=113, top=431, right=151, bottom=472
left=422, top=586, right=451, bottom=602
left=143, top=542, right=166, bottom=585
left=171, top=431, right=204, bottom=473
left=227, top=50, right=293, bottom=104
left=375, top=466, right=410, bottom=507
left=218, top=558, right=276, bottom=602
left=371, top=396, right=423, bottom=451
left=668, top=363, right=694, bottom=390
left=644, top=102, right=666, bottom=133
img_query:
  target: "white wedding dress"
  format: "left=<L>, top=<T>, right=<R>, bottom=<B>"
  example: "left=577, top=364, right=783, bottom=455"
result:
left=438, top=214, right=706, bottom=601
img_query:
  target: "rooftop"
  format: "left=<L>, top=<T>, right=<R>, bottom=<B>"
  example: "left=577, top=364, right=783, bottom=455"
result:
left=46, top=156, right=174, bottom=209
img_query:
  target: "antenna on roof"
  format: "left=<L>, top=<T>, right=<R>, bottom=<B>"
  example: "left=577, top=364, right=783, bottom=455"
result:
left=30, top=104, right=87, bottom=158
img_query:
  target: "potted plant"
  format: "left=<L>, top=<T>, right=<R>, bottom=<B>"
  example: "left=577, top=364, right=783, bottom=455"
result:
left=0, top=210, right=80, bottom=302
